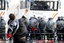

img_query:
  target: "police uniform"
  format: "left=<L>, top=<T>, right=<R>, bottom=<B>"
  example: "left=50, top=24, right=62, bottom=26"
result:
left=0, top=16, right=6, bottom=40
left=46, top=18, right=56, bottom=40
left=56, top=17, right=64, bottom=41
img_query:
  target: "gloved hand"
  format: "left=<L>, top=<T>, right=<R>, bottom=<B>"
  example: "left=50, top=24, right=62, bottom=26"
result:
left=6, top=34, right=12, bottom=38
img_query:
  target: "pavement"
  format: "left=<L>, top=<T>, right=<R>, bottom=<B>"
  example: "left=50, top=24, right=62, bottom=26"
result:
left=4, top=39, right=64, bottom=43
left=0, top=36, right=64, bottom=43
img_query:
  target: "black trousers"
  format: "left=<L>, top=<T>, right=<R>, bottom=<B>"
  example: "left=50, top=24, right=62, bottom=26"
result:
left=46, top=30, right=54, bottom=40
left=13, top=34, right=26, bottom=43
left=57, top=30, right=64, bottom=41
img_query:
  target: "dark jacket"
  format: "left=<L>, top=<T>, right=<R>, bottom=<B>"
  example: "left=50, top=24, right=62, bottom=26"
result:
left=16, top=18, right=28, bottom=36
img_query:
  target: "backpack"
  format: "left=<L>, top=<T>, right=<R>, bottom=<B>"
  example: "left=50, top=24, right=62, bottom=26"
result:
left=0, top=17, right=6, bottom=28
left=46, top=20, right=56, bottom=33
left=39, top=19, right=46, bottom=29
left=56, top=20, right=64, bottom=30
left=29, top=18, right=39, bottom=28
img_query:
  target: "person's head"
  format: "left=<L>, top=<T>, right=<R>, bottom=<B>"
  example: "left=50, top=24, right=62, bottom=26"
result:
left=41, top=18, right=42, bottom=20
left=9, top=13, right=15, bottom=20
left=61, top=16, right=64, bottom=20
left=48, top=18, right=53, bottom=21
left=57, top=17, right=61, bottom=20
left=38, top=17, right=40, bottom=19
left=0, top=16, right=4, bottom=20
left=33, top=15, right=35, bottom=18
left=22, top=15, right=26, bottom=19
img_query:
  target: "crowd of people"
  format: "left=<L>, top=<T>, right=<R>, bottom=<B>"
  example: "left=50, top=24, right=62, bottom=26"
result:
left=0, top=13, right=64, bottom=43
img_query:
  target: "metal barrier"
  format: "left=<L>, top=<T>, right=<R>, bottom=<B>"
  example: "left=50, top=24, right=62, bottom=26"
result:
left=27, top=29, right=64, bottom=43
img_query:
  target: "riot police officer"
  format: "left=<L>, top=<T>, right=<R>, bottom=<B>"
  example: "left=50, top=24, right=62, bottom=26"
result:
left=46, top=18, right=56, bottom=40
left=0, top=16, right=6, bottom=40
left=29, top=16, right=41, bottom=40
left=29, top=16, right=39, bottom=32
left=56, top=16, right=64, bottom=41
left=38, top=17, right=46, bottom=33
